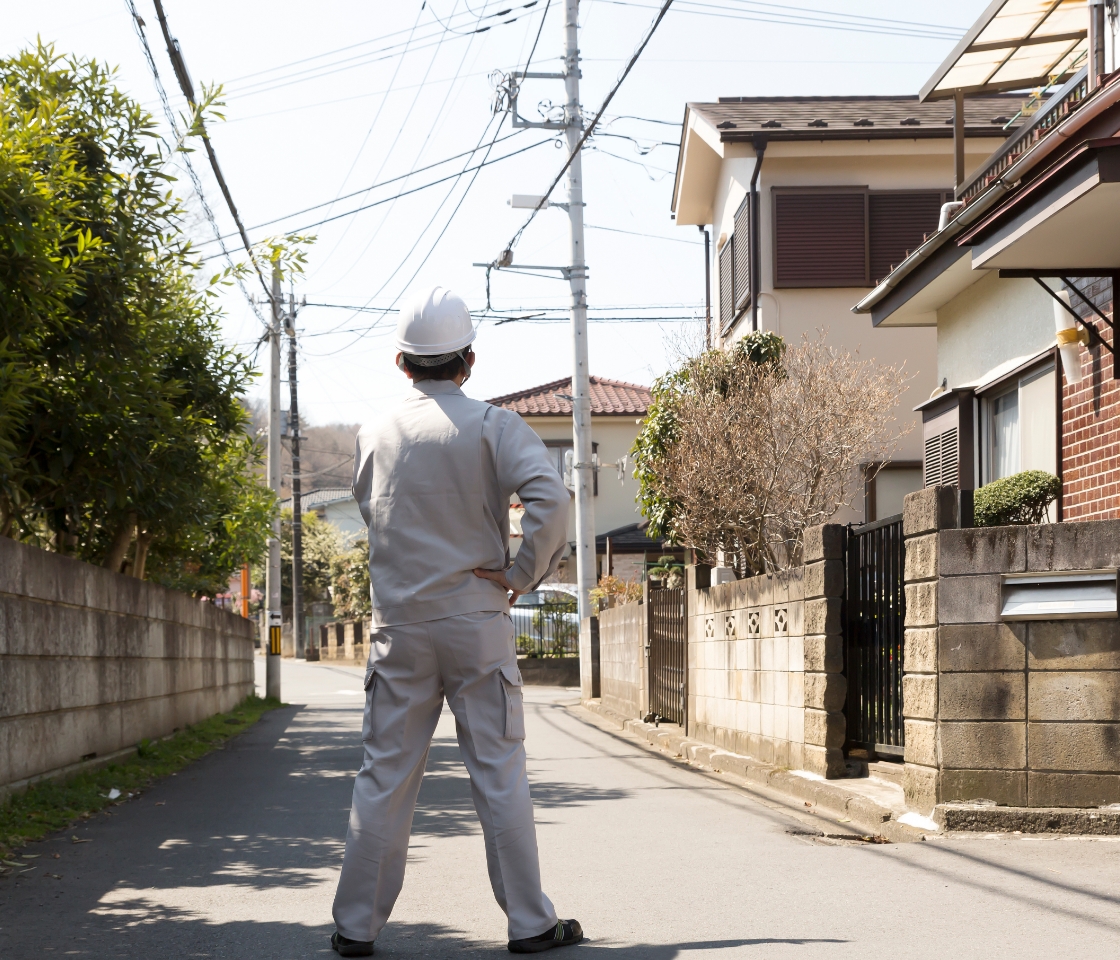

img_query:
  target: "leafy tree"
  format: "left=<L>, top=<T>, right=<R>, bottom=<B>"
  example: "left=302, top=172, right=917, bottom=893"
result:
left=0, top=44, right=273, bottom=594
left=330, top=539, right=372, bottom=621
left=278, top=509, right=344, bottom=608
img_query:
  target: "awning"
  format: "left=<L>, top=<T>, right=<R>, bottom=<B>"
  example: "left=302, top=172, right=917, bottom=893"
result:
left=920, top=0, right=1088, bottom=101
left=967, top=139, right=1120, bottom=269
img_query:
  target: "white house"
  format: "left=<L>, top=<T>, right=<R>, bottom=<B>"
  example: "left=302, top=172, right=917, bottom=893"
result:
left=487, top=376, right=656, bottom=581
left=672, top=93, right=1018, bottom=521
left=280, top=487, right=366, bottom=542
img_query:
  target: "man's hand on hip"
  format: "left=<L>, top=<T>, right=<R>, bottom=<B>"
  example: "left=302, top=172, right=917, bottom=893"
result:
left=473, top=567, right=523, bottom=603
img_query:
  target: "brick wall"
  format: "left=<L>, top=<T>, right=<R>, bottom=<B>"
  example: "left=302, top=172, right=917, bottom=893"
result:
left=1062, top=277, right=1120, bottom=521
left=598, top=601, right=645, bottom=720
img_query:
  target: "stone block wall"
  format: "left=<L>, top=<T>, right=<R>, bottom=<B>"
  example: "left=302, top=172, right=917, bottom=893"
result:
left=0, top=536, right=256, bottom=794
left=902, top=488, right=1120, bottom=812
left=599, top=600, right=645, bottom=719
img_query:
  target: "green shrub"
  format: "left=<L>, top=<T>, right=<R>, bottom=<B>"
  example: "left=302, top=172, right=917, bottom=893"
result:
left=973, top=470, right=1061, bottom=527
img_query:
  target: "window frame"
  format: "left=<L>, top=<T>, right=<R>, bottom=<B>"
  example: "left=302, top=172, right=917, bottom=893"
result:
left=543, top=438, right=598, bottom=495
left=977, top=357, right=1056, bottom=487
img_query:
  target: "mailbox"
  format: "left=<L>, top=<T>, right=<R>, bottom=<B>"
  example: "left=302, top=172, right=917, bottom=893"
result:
left=1001, top=570, right=1118, bottom=621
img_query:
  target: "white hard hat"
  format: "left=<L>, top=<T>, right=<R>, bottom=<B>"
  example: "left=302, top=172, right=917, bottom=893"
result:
left=395, top=286, right=475, bottom=356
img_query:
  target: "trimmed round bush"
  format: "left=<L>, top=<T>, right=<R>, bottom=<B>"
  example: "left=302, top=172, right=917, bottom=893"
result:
left=973, top=470, right=1061, bottom=527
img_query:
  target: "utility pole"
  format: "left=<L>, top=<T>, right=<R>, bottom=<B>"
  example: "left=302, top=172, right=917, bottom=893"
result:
left=562, top=0, right=596, bottom=622
left=285, top=295, right=305, bottom=660
left=265, top=265, right=282, bottom=700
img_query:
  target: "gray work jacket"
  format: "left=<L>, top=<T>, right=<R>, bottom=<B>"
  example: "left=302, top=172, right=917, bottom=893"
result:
left=353, top=379, right=570, bottom=626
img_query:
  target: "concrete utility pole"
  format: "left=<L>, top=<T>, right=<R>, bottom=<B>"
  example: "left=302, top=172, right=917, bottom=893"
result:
left=562, top=0, right=597, bottom=622
left=265, top=265, right=282, bottom=700
left=285, top=295, right=305, bottom=660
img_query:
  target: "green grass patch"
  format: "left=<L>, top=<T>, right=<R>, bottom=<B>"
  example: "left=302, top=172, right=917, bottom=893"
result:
left=0, top=694, right=282, bottom=862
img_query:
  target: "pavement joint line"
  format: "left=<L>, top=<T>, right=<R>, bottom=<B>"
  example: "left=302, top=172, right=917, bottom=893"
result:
left=572, top=699, right=932, bottom=843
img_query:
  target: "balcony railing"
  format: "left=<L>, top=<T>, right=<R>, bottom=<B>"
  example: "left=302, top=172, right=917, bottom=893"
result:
left=959, top=66, right=1089, bottom=203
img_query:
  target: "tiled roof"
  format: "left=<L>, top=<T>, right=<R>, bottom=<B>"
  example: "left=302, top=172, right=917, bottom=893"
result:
left=689, top=94, right=1024, bottom=142
left=487, top=376, right=651, bottom=417
left=280, top=487, right=353, bottom=511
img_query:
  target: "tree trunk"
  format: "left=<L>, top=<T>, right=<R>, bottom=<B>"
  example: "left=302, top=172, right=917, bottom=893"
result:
left=133, top=530, right=152, bottom=580
left=104, top=512, right=137, bottom=573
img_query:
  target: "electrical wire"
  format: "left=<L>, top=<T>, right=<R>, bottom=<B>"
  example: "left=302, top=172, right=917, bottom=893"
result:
left=588, top=0, right=964, bottom=42
left=196, top=130, right=531, bottom=248
left=196, top=137, right=553, bottom=262
left=150, top=0, right=272, bottom=300
left=504, top=0, right=676, bottom=254
left=124, top=0, right=265, bottom=322
left=584, top=223, right=700, bottom=244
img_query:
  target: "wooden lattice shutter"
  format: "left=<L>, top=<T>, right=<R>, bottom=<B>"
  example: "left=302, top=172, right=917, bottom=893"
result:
left=719, top=236, right=734, bottom=333
left=774, top=191, right=867, bottom=287
left=869, top=192, right=944, bottom=284
left=733, top=195, right=750, bottom=313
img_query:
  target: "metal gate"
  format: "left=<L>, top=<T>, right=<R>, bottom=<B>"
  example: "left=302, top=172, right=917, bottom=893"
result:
left=844, top=515, right=905, bottom=757
left=647, top=586, right=687, bottom=725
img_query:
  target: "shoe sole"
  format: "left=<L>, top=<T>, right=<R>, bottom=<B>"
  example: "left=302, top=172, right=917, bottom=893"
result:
left=508, top=934, right=584, bottom=953
left=332, top=934, right=374, bottom=957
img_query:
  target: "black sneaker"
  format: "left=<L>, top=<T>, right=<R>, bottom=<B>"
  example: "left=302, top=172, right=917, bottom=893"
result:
left=331, top=931, right=375, bottom=957
left=508, top=919, right=584, bottom=953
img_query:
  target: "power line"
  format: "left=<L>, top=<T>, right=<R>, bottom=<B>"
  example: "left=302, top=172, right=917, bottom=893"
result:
left=197, top=136, right=553, bottom=261
left=124, top=0, right=265, bottom=321
left=585, top=223, right=700, bottom=244
left=588, top=0, right=964, bottom=41
left=196, top=131, right=532, bottom=248
left=149, top=0, right=271, bottom=299
left=503, top=0, right=676, bottom=254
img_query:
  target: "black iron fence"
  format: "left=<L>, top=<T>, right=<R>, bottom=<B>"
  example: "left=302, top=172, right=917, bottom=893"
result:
left=511, top=592, right=579, bottom=657
left=648, top=586, right=687, bottom=725
left=844, top=515, right=905, bottom=757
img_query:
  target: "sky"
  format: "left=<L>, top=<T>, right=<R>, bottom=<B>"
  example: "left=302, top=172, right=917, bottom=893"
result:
left=11, top=1, right=989, bottom=425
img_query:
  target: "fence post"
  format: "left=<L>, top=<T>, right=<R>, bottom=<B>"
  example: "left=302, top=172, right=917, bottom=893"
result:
left=901, top=485, right=958, bottom=814
left=802, top=524, right=847, bottom=778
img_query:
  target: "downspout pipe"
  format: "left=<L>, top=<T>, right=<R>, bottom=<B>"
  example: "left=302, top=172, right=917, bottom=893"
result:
left=750, top=135, right=767, bottom=331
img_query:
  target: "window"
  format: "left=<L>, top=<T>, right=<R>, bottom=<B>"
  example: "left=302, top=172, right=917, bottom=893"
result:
left=733, top=195, right=751, bottom=313
left=773, top=188, right=947, bottom=288
left=869, top=192, right=946, bottom=283
left=544, top=440, right=598, bottom=495
left=774, top=190, right=866, bottom=287
left=923, top=404, right=960, bottom=487
left=980, top=363, right=1056, bottom=485
left=718, top=236, right=734, bottom=333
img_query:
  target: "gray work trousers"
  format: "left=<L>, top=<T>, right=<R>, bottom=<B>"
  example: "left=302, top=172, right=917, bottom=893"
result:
left=332, top=611, right=557, bottom=943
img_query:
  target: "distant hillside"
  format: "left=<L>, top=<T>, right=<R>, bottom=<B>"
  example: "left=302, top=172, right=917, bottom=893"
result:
left=244, top=401, right=358, bottom=500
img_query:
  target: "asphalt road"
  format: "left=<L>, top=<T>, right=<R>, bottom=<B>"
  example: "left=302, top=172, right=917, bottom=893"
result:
left=2, top=656, right=1120, bottom=959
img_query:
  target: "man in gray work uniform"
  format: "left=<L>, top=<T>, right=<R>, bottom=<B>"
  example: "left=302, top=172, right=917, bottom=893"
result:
left=330, top=286, right=584, bottom=957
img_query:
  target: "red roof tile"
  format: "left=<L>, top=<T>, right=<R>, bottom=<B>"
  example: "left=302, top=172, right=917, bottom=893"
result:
left=487, top=376, right=651, bottom=417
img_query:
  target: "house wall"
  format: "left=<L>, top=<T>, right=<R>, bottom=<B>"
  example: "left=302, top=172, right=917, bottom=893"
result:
left=1062, top=280, right=1120, bottom=521
left=935, top=271, right=1054, bottom=388
left=708, top=140, right=1005, bottom=521
left=322, top=499, right=366, bottom=540
left=902, top=486, right=1120, bottom=815
left=0, top=536, right=255, bottom=796
left=519, top=416, right=642, bottom=539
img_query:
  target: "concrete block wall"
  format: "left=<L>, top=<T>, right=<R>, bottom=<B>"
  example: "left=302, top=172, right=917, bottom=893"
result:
left=0, top=536, right=256, bottom=794
left=902, top=488, right=1120, bottom=812
left=686, top=525, right=846, bottom=778
left=598, top=600, right=645, bottom=719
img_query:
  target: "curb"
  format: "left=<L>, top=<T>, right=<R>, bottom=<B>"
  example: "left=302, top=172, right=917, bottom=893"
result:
left=936, top=803, right=1120, bottom=835
left=578, top=699, right=931, bottom=843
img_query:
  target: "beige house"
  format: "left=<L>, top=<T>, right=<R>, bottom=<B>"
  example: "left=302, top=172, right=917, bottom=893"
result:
left=488, top=376, right=653, bottom=582
left=672, top=94, right=1018, bottom=521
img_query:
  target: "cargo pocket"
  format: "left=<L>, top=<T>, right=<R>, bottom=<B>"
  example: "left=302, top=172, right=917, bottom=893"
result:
left=499, top=662, right=525, bottom=740
left=361, top=668, right=377, bottom=742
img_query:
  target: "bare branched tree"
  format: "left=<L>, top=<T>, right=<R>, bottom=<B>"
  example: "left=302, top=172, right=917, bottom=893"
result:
left=635, top=332, right=910, bottom=574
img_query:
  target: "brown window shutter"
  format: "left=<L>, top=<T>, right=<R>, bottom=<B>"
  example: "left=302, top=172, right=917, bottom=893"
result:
left=924, top=427, right=958, bottom=487
left=774, top=192, right=867, bottom=287
left=719, top=237, right=734, bottom=333
left=869, top=192, right=944, bottom=284
left=733, top=195, right=750, bottom=312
